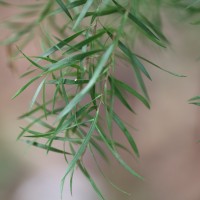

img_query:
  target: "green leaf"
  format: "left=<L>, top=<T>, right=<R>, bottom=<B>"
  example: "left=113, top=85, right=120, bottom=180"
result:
left=38, top=30, right=85, bottom=59
left=73, top=0, right=94, bottom=29
left=49, top=0, right=87, bottom=17
left=117, top=41, right=150, bottom=100
left=34, top=56, right=57, bottom=63
left=60, top=71, right=69, bottom=105
left=70, top=170, right=74, bottom=196
left=69, top=143, right=105, bottom=199
left=45, top=49, right=102, bottom=73
left=114, top=85, right=136, bottom=113
left=65, top=30, right=106, bottom=54
left=96, top=125, right=142, bottom=179
left=52, top=84, right=60, bottom=112
left=59, top=97, right=100, bottom=132
left=110, top=77, right=150, bottom=109
left=119, top=41, right=151, bottom=80
left=189, top=102, right=200, bottom=106
left=104, top=28, right=150, bottom=100
left=140, top=14, right=169, bottom=45
left=25, top=133, right=54, bottom=139
left=30, top=78, right=46, bottom=109
left=135, top=54, right=186, bottom=77
left=89, top=145, right=130, bottom=196
left=188, top=95, right=200, bottom=106
left=17, top=47, right=46, bottom=71
left=90, top=139, right=108, bottom=161
left=0, top=1, right=11, bottom=6
left=67, top=0, right=87, bottom=9
left=20, top=69, right=37, bottom=78
left=48, top=78, right=89, bottom=85
left=78, top=128, right=108, bottom=161
left=131, top=55, right=152, bottom=81
left=18, top=106, right=63, bottom=140
left=19, top=99, right=53, bottom=119
left=84, top=7, right=118, bottom=18
left=20, top=127, right=54, bottom=138
left=17, top=116, right=51, bottom=140
left=94, top=135, right=133, bottom=155
left=12, top=75, right=42, bottom=99
left=188, top=96, right=200, bottom=101
left=42, top=78, right=47, bottom=118
left=112, top=111, right=139, bottom=157
left=78, top=162, right=105, bottom=200
left=111, top=0, right=164, bottom=47
left=23, top=140, right=71, bottom=154
left=56, top=0, right=72, bottom=20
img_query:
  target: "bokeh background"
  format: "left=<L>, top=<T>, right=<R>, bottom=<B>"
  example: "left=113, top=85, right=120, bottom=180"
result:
left=1, top=1, right=200, bottom=200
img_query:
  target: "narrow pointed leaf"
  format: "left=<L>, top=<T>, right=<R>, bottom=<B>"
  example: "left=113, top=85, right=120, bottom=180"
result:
left=111, top=0, right=164, bottom=46
left=89, top=145, right=130, bottom=196
left=112, top=111, right=139, bottom=157
left=111, top=77, right=150, bottom=109
left=12, top=75, right=42, bottom=99
left=56, top=0, right=72, bottom=20
left=118, top=41, right=150, bottom=99
left=189, top=102, right=200, bottom=106
left=39, top=30, right=85, bottom=59
left=114, top=86, right=136, bottom=113
left=73, top=0, right=94, bottom=29
left=46, top=49, right=102, bottom=73
left=188, top=96, right=200, bottom=101
left=17, top=47, right=46, bottom=70
left=84, top=7, right=118, bottom=18
left=19, top=99, right=53, bottom=119
left=49, top=0, right=87, bottom=16
left=20, top=69, right=37, bottom=78
left=96, top=125, right=143, bottom=179
left=135, top=54, right=186, bottom=77
left=78, top=163, right=105, bottom=200
left=30, top=79, right=46, bottom=109
left=23, top=140, right=71, bottom=154
left=65, top=30, right=106, bottom=54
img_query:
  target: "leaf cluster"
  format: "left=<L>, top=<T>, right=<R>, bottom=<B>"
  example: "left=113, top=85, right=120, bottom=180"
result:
left=0, top=0, right=188, bottom=199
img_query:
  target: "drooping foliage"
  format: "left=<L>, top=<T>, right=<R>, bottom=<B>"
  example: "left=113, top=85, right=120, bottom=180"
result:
left=1, top=0, right=196, bottom=199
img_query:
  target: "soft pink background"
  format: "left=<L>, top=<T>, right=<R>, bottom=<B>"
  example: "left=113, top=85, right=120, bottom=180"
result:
left=1, top=2, right=200, bottom=200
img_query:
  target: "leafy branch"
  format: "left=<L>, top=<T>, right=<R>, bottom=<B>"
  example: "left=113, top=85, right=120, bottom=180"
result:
left=0, top=0, right=189, bottom=199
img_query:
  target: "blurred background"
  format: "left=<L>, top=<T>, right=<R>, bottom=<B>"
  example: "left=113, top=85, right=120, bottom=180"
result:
left=1, top=1, right=200, bottom=200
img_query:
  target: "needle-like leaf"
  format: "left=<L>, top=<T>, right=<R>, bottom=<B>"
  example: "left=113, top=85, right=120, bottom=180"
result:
left=73, top=0, right=94, bottom=29
left=56, top=0, right=72, bottom=20
left=12, top=75, right=42, bottom=99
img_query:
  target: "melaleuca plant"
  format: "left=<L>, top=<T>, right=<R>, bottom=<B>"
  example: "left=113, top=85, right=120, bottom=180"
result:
left=0, top=0, right=191, bottom=199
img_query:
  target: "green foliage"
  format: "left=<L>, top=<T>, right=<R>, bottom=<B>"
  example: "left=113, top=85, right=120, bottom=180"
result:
left=1, top=0, right=194, bottom=199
